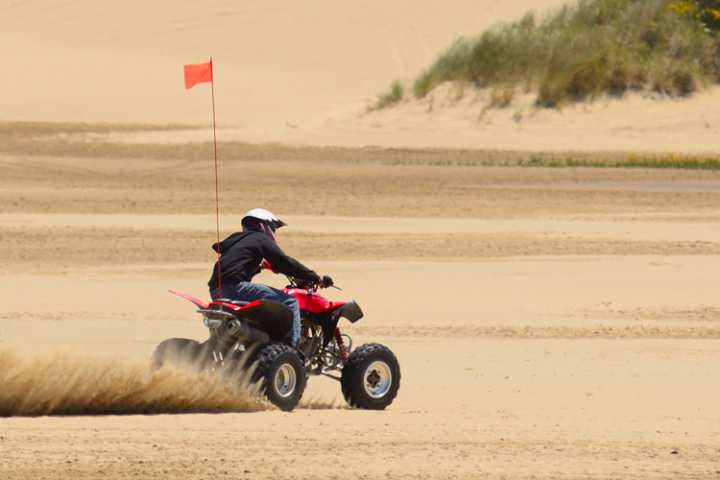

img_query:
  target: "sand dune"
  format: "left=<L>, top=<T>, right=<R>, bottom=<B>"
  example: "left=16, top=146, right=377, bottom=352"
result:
left=348, top=86, right=720, bottom=153
left=0, top=0, right=565, bottom=127
left=6, top=0, right=719, bottom=152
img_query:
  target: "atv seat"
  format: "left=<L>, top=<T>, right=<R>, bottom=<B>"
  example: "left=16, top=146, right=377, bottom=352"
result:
left=216, top=298, right=249, bottom=306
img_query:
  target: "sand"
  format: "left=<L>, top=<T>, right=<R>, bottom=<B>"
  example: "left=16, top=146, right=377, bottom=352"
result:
left=2, top=0, right=720, bottom=478
left=2, top=133, right=720, bottom=478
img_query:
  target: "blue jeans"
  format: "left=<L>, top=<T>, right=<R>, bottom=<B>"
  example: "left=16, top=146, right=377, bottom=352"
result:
left=211, top=282, right=301, bottom=347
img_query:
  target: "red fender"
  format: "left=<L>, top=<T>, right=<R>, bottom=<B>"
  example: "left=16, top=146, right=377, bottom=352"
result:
left=284, top=288, right=346, bottom=314
left=168, top=289, right=209, bottom=309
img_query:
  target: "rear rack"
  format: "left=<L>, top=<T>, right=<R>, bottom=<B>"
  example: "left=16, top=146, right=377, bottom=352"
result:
left=197, top=308, right=236, bottom=319
left=197, top=308, right=235, bottom=329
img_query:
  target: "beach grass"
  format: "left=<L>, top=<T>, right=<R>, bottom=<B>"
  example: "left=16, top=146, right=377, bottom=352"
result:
left=382, top=0, right=720, bottom=108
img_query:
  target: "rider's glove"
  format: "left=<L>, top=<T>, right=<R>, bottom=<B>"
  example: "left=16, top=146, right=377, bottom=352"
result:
left=319, top=275, right=334, bottom=288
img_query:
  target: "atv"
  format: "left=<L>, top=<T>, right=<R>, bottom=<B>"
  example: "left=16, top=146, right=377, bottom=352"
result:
left=152, top=277, right=401, bottom=411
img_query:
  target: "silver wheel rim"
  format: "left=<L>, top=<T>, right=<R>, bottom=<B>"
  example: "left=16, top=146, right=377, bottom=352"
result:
left=274, top=363, right=297, bottom=398
left=363, top=360, right=392, bottom=399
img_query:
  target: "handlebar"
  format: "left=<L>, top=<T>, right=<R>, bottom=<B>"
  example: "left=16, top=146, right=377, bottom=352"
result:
left=286, top=276, right=341, bottom=291
left=262, top=260, right=338, bottom=290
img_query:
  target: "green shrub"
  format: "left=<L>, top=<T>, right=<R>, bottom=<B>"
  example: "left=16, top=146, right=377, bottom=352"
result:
left=406, top=0, right=720, bottom=107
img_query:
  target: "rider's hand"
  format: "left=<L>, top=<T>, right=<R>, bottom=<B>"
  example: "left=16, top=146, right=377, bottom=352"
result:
left=319, top=275, right=334, bottom=288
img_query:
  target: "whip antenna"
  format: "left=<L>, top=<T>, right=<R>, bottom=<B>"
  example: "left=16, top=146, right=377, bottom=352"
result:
left=184, top=57, right=222, bottom=292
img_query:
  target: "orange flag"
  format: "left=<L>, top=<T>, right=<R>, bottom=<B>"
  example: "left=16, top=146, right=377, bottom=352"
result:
left=184, top=60, right=213, bottom=89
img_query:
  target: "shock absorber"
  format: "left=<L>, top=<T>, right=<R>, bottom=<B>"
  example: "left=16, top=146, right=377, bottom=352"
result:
left=334, top=328, right=349, bottom=362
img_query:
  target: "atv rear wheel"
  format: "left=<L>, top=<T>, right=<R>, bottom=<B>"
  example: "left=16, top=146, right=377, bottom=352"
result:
left=341, top=343, right=400, bottom=410
left=151, top=338, right=206, bottom=371
left=253, top=343, right=306, bottom=411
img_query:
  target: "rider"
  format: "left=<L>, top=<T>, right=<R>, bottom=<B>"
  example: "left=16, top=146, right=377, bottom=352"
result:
left=208, top=208, right=332, bottom=347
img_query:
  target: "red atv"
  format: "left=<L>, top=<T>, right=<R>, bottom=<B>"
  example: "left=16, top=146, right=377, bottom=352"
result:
left=152, top=277, right=401, bottom=411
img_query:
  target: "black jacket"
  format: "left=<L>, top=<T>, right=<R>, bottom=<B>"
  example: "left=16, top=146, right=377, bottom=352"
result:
left=207, top=231, right=319, bottom=288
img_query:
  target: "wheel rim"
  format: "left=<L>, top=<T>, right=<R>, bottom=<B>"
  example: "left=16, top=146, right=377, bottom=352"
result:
left=274, top=363, right=297, bottom=398
left=363, top=360, right=392, bottom=399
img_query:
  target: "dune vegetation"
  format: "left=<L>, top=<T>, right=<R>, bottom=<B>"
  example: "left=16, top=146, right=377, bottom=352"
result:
left=369, top=81, right=405, bottom=111
left=376, top=0, right=720, bottom=108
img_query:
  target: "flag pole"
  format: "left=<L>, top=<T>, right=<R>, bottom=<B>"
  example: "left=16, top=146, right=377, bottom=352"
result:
left=210, top=57, right=222, bottom=293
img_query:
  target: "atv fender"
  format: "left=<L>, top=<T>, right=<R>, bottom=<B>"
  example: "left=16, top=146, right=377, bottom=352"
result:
left=336, top=300, right=363, bottom=323
left=233, top=300, right=294, bottom=342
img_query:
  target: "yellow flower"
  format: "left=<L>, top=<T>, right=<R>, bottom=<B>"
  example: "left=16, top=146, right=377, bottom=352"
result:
left=669, top=1, right=698, bottom=15
left=708, top=8, right=720, bottom=21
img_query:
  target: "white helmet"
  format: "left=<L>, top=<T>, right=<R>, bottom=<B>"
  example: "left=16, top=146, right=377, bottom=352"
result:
left=241, top=208, right=286, bottom=231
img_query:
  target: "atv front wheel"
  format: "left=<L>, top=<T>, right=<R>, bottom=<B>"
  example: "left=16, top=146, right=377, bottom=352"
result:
left=253, top=343, right=306, bottom=411
left=341, top=343, right=400, bottom=410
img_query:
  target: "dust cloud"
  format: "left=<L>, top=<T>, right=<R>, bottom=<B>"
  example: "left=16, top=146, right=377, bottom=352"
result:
left=0, top=347, right=268, bottom=416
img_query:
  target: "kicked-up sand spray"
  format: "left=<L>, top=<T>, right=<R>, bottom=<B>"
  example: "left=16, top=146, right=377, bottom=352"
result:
left=0, top=347, right=268, bottom=416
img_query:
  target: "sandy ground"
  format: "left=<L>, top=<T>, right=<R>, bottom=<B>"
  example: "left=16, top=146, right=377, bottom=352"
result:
left=1, top=134, right=720, bottom=478
left=2, top=0, right=720, bottom=477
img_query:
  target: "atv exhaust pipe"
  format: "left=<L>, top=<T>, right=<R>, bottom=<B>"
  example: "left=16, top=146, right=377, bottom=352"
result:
left=200, top=308, right=271, bottom=345
left=226, top=319, right=270, bottom=345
